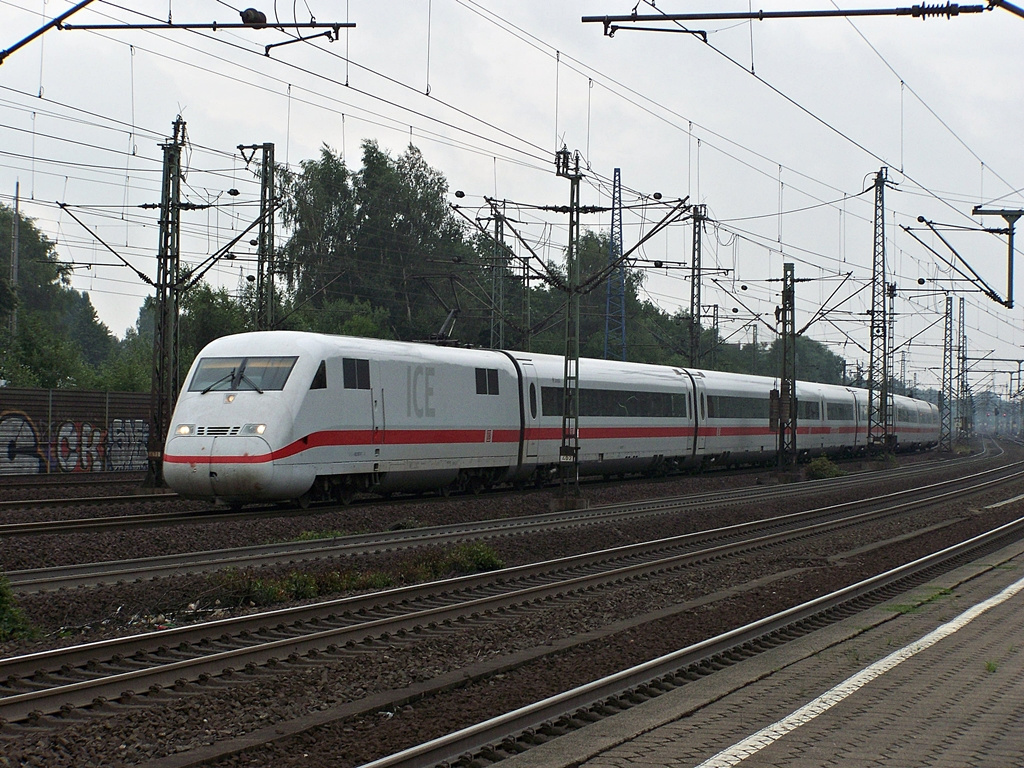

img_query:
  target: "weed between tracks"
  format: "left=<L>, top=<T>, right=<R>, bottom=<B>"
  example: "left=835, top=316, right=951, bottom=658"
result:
left=211, top=543, right=504, bottom=608
left=804, top=457, right=846, bottom=480
left=0, top=574, right=34, bottom=641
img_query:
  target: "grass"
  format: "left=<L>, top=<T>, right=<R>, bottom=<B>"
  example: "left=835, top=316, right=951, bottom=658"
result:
left=291, top=529, right=351, bottom=541
left=212, top=543, right=505, bottom=608
left=0, top=574, right=34, bottom=641
left=885, top=588, right=952, bottom=615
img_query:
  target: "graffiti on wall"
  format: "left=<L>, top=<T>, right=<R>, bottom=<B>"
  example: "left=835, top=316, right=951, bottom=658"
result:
left=0, top=410, right=150, bottom=475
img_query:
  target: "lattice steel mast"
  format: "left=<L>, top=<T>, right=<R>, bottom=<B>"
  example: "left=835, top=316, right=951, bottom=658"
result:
left=557, top=148, right=583, bottom=502
left=777, top=263, right=797, bottom=466
left=939, top=294, right=953, bottom=451
left=604, top=168, right=626, bottom=361
left=867, top=168, right=892, bottom=451
left=146, top=117, right=186, bottom=485
left=689, top=204, right=706, bottom=366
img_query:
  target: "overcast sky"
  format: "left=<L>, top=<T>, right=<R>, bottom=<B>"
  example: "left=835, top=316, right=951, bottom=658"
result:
left=2, top=1, right=1022, bottom=394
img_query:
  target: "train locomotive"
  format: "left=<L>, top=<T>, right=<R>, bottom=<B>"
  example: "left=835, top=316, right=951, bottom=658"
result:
left=163, top=331, right=940, bottom=505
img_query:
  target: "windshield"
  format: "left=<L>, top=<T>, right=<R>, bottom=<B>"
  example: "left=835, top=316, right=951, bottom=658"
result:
left=188, top=356, right=298, bottom=392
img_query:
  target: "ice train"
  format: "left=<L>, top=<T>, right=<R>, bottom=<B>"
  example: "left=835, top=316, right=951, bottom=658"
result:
left=163, top=331, right=940, bottom=504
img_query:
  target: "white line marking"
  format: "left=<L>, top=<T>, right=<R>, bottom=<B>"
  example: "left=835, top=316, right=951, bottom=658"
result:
left=985, top=492, right=1024, bottom=509
left=694, top=573, right=1024, bottom=767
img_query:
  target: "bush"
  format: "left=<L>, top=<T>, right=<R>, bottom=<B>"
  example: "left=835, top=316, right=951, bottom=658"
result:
left=805, top=457, right=845, bottom=480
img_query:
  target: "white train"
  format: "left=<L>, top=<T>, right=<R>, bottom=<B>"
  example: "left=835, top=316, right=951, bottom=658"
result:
left=163, top=331, right=940, bottom=505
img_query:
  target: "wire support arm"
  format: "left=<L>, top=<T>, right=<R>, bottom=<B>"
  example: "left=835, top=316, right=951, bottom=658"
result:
left=578, top=197, right=691, bottom=294
left=59, top=21, right=354, bottom=32
left=56, top=201, right=155, bottom=287
left=908, top=218, right=1008, bottom=307
left=988, top=0, right=1024, bottom=18
left=0, top=0, right=96, bottom=65
left=450, top=202, right=565, bottom=291
left=583, top=4, right=989, bottom=26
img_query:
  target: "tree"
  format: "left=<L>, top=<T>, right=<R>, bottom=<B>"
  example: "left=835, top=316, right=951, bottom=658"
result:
left=278, top=145, right=357, bottom=307
left=7, top=314, right=96, bottom=388
left=0, top=203, right=116, bottom=387
left=277, top=141, right=479, bottom=341
left=97, top=326, right=152, bottom=392
left=179, top=283, right=249, bottom=364
left=764, top=335, right=846, bottom=384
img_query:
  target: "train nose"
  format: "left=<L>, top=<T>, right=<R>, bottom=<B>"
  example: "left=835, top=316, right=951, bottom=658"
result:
left=164, top=435, right=274, bottom=499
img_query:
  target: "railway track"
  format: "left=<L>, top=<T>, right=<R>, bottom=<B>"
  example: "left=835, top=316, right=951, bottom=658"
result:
left=3, top=459, right=1022, bottom=736
left=4, top=451, right=1008, bottom=593
left=0, top=446, right=982, bottom=535
left=365, top=516, right=1024, bottom=768
left=0, top=472, right=151, bottom=500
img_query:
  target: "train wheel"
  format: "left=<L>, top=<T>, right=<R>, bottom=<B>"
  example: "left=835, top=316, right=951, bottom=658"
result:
left=297, top=492, right=311, bottom=509
left=337, top=485, right=355, bottom=506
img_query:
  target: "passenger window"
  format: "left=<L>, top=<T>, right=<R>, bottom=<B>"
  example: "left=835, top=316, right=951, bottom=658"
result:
left=529, top=383, right=537, bottom=418
left=310, top=360, right=327, bottom=390
left=475, top=368, right=500, bottom=395
left=343, top=358, right=371, bottom=390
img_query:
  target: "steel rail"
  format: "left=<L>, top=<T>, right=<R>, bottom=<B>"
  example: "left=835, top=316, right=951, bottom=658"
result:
left=360, top=514, right=1024, bottom=768
left=3, top=463, right=1022, bottom=724
left=7, top=455, right=1019, bottom=593
left=0, top=444, right=993, bottom=536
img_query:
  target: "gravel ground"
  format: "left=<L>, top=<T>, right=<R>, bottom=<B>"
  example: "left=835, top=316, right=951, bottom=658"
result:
left=2, top=456, right=949, bottom=652
left=4, top=446, right=1022, bottom=768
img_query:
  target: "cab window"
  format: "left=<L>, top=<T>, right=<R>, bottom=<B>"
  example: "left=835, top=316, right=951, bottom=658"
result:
left=310, top=360, right=327, bottom=390
left=189, top=356, right=298, bottom=392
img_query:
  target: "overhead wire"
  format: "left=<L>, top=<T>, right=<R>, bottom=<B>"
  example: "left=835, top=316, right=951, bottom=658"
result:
left=4, top=0, right=1019, bottom=372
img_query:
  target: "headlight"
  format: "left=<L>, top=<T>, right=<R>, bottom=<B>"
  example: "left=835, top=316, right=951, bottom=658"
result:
left=241, top=423, right=267, bottom=435
left=175, top=424, right=195, bottom=436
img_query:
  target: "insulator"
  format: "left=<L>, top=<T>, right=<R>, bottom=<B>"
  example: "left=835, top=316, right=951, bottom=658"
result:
left=240, top=8, right=268, bottom=27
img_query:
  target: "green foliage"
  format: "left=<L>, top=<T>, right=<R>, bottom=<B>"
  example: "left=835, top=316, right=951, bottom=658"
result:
left=439, top=543, right=505, bottom=574
left=284, top=297, right=391, bottom=339
left=284, top=571, right=319, bottom=600
left=292, top=529, right=351, bottom=541
left=277, top=141, right=479, bottom=341
left=0, top=143, right=860, bottom=389
left=6, top=314, right=99, bottom=388
left=209, top=543, right=504, bottom=608
left=0, top=575, right=33, bottom=641
left=179, top=283, right=249, bottom=363
left=97, top=327, right=153, bottom=392
left=805, top=456, right=845, bottom=480
left=0, top=203, right=117, bottom=388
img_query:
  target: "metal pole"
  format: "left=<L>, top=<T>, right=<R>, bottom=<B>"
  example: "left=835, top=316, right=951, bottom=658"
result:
left=778, top=263, right=797, bottom=467
left=604, top=168, right=626, bottom=361
left=556, top=148, right=583, bottom=504
left=146, top=117, right=186, bottom=486
left=9, top=181, right=18, bottom=338
left=939, top=294, right=953, bottom=451
left=689, top=205, right=705, bottom=367
left=867, top=168, right=890, bottom=451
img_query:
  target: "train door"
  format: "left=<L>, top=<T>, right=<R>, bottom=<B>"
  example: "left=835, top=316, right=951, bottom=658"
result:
left=685, top=372, right=707, bottom=454
left=370, top=360, right=385, bottom=445
left=520, top=361, right=540, bottom=462
left=698, top=391, right=707, bottom=451
left=852, top=389, right=865, bottom=450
